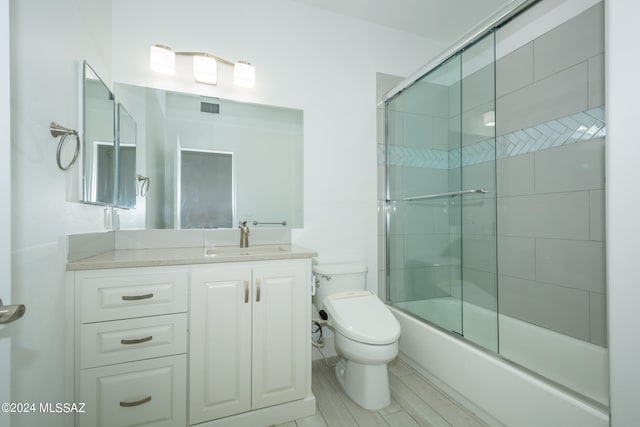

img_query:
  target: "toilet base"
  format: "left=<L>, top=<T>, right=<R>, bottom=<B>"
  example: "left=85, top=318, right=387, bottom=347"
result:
left=334, top=358, right=391, bottom=410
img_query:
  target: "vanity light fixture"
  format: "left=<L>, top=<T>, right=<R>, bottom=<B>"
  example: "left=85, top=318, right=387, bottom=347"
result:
left=149, top=44, right=255, bottom=88
left=483, top=110, right=496, bottom=127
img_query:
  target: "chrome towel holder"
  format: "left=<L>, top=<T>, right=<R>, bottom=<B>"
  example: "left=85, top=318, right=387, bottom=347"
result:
left=50, top=121, right=80, bottom=171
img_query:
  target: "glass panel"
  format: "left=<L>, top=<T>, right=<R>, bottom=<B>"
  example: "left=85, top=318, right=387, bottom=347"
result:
left=386, top=33, right=498, bottom=351
left=179, top=150, right=234, bottom=229
left=387, top=53, right=463, bottom=335
left=460, top=33, right=498, bottom=351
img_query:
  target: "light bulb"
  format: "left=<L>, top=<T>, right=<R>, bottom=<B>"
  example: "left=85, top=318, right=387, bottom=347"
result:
left=193, top=55, right=218, bottom=84
left=149, top=45, right=175, bottom=76
left=233, top=61, right=255, bottom=88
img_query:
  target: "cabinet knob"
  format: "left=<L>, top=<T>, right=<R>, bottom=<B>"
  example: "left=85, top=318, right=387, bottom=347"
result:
left=244, top=280, right=249, bottom=304
left=256, top=279, right=261, bottom=302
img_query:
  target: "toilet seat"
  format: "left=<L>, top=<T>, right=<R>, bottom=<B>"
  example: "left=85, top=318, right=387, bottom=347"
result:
left=324, top=291, right=401, bottom=345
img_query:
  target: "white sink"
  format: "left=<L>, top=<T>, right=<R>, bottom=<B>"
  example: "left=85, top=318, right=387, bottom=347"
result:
left=204, top=246, right=288, bottom=257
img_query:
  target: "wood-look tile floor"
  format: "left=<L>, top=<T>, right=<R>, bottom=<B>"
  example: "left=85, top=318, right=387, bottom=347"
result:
left=275, top=358, right=491, bottom=427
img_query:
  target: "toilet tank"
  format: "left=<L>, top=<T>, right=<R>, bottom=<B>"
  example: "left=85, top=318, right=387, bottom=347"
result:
left=312, top=263, right=367, bottom=311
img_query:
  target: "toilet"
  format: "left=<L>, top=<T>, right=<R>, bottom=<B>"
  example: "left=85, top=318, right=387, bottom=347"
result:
left=313, top=263, right=401, bottom=410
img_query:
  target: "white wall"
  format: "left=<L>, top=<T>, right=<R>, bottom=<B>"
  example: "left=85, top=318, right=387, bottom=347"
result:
left=8, top=0, right=442, bottom=421
left=606, top=2, right=640, bottom=426
left=9, top=0, right=111, bottom=425
left=111, top=0, right=446, bottom=289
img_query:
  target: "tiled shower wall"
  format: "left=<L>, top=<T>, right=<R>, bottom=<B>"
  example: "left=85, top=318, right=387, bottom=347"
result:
left=495, top=2, right=606, bottom=346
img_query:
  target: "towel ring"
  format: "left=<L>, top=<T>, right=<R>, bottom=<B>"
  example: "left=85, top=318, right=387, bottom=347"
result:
left=50, top=122, right=80, bottom=171
left=137, top=174, right=150, bottom=197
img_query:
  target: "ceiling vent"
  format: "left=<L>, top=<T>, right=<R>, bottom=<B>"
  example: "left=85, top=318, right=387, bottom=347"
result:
left=200, top=102, right=220, bottom=114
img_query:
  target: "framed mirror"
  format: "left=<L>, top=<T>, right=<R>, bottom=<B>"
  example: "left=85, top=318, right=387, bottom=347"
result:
left=82, top=61, right=115, bottom=205
left=114, top=83, right=304, bottom=229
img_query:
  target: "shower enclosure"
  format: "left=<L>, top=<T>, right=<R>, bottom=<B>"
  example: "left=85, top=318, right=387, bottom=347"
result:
left=386, top=33, right=498, bottom=352
left=383, top=1, right=607, bottom=409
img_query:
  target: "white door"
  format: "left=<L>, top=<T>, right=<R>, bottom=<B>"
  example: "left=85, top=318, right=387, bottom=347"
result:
left=1, top=0, right=12, bottom=425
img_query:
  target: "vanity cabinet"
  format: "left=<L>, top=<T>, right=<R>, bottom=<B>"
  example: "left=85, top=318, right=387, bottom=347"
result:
left=72, top=269, right=188, bottom=427
left=189, top=261, right=307, bottom=424
left=68, top=251, right=315, bottom=427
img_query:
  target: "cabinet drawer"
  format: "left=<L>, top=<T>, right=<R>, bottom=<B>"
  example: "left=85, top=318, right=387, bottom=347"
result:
left=79, top=355, right=186, bottom=427
left=80, top=314, right=187, bottom=368
left=77, top=271, right=188, bottom=322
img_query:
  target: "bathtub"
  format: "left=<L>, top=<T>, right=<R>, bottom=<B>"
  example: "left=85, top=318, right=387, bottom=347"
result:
left=389, top=298, right=609, bottom=427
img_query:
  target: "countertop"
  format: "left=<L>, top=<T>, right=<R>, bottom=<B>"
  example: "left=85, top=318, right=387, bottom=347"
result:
left=66, top=245, right=317, bottom=271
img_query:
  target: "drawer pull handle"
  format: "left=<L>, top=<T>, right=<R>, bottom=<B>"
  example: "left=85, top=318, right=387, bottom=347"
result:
left=244, top=280, right=249, bottom=304
left=121, top=293, right=154, bottom=301
left=119, top=396, right=151, bottom=407
left=121, top=335, right=153, bottom=345
left=256, top=278, right=261, bottom=302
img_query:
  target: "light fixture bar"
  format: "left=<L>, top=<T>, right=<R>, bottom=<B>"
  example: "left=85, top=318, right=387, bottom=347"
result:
left=149, top=44, right=255, bottom=88
left=175, top=51, right=234, bottom=66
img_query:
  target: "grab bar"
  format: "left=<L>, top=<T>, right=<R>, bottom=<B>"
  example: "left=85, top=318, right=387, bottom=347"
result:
left=402, top=188, right=487, bottom=201
left=253, top=220, right=287, bottom=226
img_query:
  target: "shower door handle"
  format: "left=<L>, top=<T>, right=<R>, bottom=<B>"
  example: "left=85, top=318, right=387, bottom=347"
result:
left=0, top=298, right=26, bottom=324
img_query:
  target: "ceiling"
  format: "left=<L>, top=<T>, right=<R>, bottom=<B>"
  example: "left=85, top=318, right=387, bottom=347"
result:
left=289, top=0, right=515, bottom=44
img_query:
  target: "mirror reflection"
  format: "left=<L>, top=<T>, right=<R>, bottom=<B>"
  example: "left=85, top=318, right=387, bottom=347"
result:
left=114, top=83, right=304, bottom=229
left=116, top=104, right=137, bottom=209
left=82, top=62, right=115, bottom=206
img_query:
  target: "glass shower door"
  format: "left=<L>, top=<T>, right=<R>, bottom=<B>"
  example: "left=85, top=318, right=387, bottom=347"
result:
left=459, top=34, right=498, bottom=351
left=386, top=32, right=498, bottom=352
left=387, top=53, right=464, bottom=335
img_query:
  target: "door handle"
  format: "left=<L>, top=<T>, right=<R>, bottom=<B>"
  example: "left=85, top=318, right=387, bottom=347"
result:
left=0, top=298, right=26, bottom=324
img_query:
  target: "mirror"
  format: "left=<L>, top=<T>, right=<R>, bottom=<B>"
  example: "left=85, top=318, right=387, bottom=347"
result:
left=82, top=62, right=115, bottom=206
left=114, top=83, right=304, bottom=229
left=82, top=61, right=138, bottom=209
left=116, top=104, right=137, bottom=208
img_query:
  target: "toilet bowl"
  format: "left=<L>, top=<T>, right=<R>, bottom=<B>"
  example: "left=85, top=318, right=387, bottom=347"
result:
left=313, top=264, right=401, bottom=410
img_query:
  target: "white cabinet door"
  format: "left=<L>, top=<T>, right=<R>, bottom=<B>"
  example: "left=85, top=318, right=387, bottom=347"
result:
left=189, top=266, right=252, bottom=424
left=252, top=264, right=306, bottom=409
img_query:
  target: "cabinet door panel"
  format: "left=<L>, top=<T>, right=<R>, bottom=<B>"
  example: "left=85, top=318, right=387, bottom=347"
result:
left=189, top=268, right=252, bottom=424
left=252, top=264, right=306, bottom=409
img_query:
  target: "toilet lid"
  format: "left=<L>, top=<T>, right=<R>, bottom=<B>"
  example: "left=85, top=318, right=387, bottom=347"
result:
left=324, top=291, right=401, bottom=345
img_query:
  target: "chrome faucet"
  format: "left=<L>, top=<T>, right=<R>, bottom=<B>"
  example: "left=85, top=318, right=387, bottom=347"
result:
left=239, top=221, right=250, bottom=248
